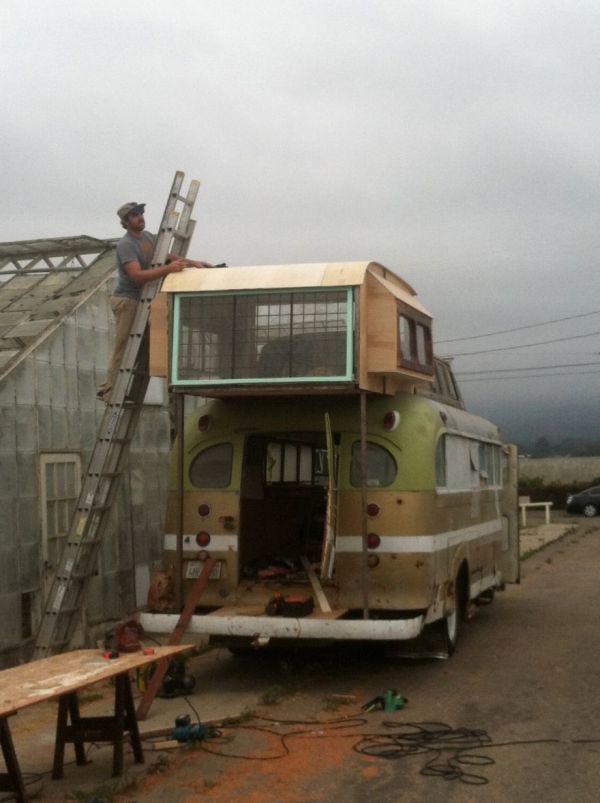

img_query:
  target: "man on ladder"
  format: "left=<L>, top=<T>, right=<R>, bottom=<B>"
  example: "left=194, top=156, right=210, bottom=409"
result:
left=97, top=200, right=213, bottom=402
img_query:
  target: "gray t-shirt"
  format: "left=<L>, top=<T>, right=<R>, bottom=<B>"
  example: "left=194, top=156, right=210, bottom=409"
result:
left=113, top=231, right=156, bottom=299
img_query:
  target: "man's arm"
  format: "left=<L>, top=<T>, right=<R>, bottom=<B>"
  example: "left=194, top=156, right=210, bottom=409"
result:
left=167, top=256, right=214, bottom=269
left=125, top=258, right=187, bottom=285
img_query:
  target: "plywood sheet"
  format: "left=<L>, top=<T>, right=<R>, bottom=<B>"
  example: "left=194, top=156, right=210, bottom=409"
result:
left=149, top=291, right=169, bottom=378
left=162, top=262, right=375, bottom=293
left=0, top=645, right=192, bottom=716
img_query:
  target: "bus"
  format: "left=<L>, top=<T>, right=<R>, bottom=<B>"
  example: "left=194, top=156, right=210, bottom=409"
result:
left=142, top=261, right=519, bottom=653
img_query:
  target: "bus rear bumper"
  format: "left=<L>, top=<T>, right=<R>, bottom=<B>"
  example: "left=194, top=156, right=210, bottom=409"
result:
left=139, top=611, right=425, bottom=642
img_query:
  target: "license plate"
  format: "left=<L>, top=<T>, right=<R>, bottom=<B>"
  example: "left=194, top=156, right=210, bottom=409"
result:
left=185, top=560, right=221, bottom=580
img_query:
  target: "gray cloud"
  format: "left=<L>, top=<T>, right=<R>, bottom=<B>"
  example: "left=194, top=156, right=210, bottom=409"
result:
left=2, top=0, right=599, bottom=440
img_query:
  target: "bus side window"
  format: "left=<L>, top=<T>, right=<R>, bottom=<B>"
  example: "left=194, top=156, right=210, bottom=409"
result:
left=435, top=436, right=447, bottom=488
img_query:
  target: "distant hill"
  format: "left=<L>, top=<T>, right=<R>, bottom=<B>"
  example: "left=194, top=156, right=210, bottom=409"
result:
left=465, top=395, right=599, bottom=452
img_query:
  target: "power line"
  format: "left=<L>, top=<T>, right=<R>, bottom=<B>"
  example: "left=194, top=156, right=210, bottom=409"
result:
left=455, top=361, right=600, bottom=376
left=435, top=309, right=600, bottom=344
left=459, top=369, right=600, bottom=383
left=445, top=330, right=600, bottom=357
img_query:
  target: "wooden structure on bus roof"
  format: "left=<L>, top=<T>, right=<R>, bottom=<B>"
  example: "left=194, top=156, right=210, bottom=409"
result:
left=149, top=260, right=434, bottom=397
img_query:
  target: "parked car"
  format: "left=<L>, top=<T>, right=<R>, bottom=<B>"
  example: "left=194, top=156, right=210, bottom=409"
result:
left=565, top=486, right=600, bottom=517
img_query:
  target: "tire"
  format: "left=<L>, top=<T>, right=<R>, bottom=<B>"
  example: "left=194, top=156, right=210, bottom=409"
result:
left=583, top=504, right=598, bottom=518
left=431, top=577, right=460, bottom=655
left=441, top=602, right=459, bottom=655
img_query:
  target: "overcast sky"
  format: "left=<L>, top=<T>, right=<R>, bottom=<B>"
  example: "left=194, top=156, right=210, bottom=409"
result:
left=3, top=0, right=599, bottom=441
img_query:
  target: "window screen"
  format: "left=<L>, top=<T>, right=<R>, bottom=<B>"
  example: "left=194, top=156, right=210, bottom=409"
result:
left=173, top=289, right=352, bottom=385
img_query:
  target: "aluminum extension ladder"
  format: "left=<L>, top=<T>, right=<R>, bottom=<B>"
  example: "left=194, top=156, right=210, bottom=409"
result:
left=34, top=171, right=199, bottom=659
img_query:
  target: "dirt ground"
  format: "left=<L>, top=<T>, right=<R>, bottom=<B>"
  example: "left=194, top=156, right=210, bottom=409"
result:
left=4, top=511, right=600, bottom=802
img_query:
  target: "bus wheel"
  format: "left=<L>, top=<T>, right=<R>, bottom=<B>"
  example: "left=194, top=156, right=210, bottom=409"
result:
left=441, top=600, right=459, bottom=655
left=433, top=577, right=461, bottom=655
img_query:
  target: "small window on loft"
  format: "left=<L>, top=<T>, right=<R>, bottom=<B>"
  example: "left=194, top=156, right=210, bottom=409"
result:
left=397, top=306, right=433, bottom=374
left=399, top=315, right=413, bottom=361
left=416, top=323, right=429, bottom=364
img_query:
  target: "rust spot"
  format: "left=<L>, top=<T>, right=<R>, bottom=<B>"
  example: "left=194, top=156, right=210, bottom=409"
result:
left=415, top=560, right=424, bottom=568
left=396, top=498, right=403, bottom=505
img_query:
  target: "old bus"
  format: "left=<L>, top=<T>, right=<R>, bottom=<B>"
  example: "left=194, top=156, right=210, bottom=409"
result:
left=141, top=261, right=519, bottom=652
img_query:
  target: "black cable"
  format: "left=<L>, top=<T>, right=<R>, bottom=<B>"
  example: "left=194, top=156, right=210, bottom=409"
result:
left=446, top=329, right=600, bottom=357
left=190, top=713, right=600, bottom=787
left=353, top=721, right=495, bottom=785
left=459, top=369, right=600, bottom=383
left=456, top=360, right=600, bottom=375
left=183, top=694, right=202, bottom=726
left=435, top=309, right=600, bottom=344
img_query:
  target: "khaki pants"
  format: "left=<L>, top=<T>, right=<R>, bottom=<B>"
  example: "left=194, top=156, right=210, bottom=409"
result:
left=97, top=296, right=138, bottom=400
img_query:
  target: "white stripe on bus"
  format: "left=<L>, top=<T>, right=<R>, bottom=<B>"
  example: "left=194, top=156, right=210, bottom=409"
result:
left=336, top=518, right=503, bottom=554
left=163, top=518, right=503, bottom=555
left=164, top=534, right=239, bottom=552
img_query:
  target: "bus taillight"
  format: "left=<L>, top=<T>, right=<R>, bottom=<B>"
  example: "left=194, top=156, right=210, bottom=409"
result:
left=198, top=504, right=210, bottom=517
left=196, top=531, right=211, bottom=547
left=366, top=503, right=380, bottom=518
left=198, top=415, right=212, bottom=432
left=367, top=532, right=381, bottom=549
left=383, top=411, right=400, bottom=431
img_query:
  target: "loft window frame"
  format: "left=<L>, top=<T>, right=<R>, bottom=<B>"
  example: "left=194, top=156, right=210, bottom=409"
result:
left=396, top=302, right=433, bottom=375
left=171, top=287, right=355, bottom=386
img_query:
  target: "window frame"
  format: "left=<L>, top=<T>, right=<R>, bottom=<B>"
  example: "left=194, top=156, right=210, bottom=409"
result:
left=189, top=442, right=234, bottom=489
left=435, top=434, right=503, bottom=493
left=396, top=303, right=433, bottom=375
left=39, top=453, right=81, bottom=576
left=171, top=287, right=355, bottom=386
left=349, top=440, right=398, bottom=488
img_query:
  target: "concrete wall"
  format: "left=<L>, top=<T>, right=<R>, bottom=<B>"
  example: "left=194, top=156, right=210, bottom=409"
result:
left=518, top=456, right=600, bottom=485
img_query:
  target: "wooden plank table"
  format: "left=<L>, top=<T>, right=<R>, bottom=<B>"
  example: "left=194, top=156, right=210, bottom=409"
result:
left=0, top=645, right=192, bottom=802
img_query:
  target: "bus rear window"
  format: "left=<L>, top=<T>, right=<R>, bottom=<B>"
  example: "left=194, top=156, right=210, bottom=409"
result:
left=350, top=442, right=397, bottom=487
left=189, top=443, right=233, bottom=488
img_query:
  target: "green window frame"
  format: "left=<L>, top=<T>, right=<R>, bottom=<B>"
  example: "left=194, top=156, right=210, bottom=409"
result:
left=171, top=287, right=354, bottom=387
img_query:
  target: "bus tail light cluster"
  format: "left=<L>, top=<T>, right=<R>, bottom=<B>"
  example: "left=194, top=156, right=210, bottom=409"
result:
left=383, top=411, right=400, bottom=431
left=198, top=415, right=212, bottom=433
left=366, top=532, right=381, bottom=549
left=366, top=532, right=381, bottom=569
left=196, top=531, right=211, bottom=547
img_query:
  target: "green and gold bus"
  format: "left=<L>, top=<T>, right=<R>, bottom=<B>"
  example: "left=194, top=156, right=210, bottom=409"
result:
left=142, top=261, right=519, bottom=652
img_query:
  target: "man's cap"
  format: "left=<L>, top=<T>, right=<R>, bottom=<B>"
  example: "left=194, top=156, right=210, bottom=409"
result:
left=117, top=202, right=145, bottom=222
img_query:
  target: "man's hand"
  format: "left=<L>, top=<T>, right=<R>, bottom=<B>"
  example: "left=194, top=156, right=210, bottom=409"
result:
left=167, top=258, right=187, bottom=273
left=185, top=259, right=214, bottom=269
left=165, top=255, right=214, bottom=270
